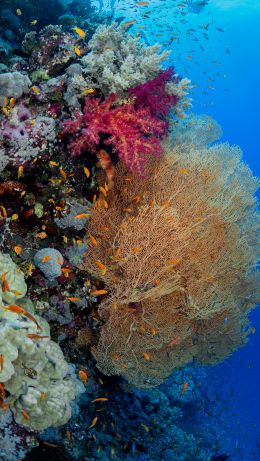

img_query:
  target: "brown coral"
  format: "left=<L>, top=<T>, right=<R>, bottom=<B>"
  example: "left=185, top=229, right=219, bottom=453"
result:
left=82, top=141, right=259, bottom=387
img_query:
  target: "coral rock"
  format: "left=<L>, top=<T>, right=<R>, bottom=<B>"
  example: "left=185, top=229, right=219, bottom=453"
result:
left=34, top=248, right=64, bottom=280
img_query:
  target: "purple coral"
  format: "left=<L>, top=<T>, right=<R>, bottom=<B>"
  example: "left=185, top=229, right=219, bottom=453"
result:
left=129, top=67, right=179, bottom=119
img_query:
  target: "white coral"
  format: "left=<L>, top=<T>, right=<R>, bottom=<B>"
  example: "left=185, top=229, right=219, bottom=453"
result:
left=167, top=77, right=193, bottom=118
left=0, top=253, right=75, bottom=431
left=0, top=72, right=31, bottom=104
left=0, top=148, right=9, bottom=175
left=0, top=252, right=27, bottom=304
left=0, top=412, right=26, bottom=461
left=81, top=23, right=170, bottom=96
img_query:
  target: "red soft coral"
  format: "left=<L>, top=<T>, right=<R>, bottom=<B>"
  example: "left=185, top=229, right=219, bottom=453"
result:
left=61, top=94, right=167, bottom=176
left=129, top=67, right=179, bottom=119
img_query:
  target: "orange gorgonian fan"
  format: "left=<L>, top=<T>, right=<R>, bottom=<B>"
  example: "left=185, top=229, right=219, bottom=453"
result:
left=81, top=141, right=260, bottom=388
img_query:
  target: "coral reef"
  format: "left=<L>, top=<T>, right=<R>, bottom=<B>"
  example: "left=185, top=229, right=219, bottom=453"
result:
left=0, top=0, right=103, bottom=66
left=81, top=142, right=259, bottom=387
left=0, top=411, right=34, bottom=461
left=0, top=6, right=258, bottom=461
left=58, top=370, right=212, bottom=461
left=166, top=77, right=193, bottom=118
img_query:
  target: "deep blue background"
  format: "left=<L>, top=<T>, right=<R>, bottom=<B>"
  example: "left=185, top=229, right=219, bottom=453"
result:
left=178, top=2, right=260, bottom=458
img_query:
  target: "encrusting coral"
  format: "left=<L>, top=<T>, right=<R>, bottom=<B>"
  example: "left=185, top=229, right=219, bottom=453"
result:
left=0, top=253, right=76, bottom=430
left=81, top=141, right=259, bottom=387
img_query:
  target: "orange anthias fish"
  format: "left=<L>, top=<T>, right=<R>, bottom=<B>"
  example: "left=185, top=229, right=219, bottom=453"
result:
left=122, top=20, right=137, bottom=27
left=41, top=255, right=51, bottom=263
left=95, top=260, right=108, bottom=274
left=1, top=272, right=10, bottom=292
left=142, top=352, right=151, bottom=361
left=9, top=98, right=15, bottom=108
left=0, top=354, right=4, bottom=372
left=74, top=213, right=89, bottom=220
left=79, top=370, right=88, bottom=384
left=160, top=336, right=181, bottom=352
left=84, top=166, right=91, bottom=178
left=92, top=397, right=109, bottom=403
left=27, top=334, right=49, bottom=340
left=14, top=245, right=23, bottom=256
left=88, top=233, right=98, bottom=246
left=88, top=416, right=98, bottom=429
left=181, top=381, right=189, bottom=396
left=97, top=149, right=114, bottom=187
left=57, top=256, right=63, bottom=265
left=4, top=305, right=42, bottom=330
left=61, top=267, right=73, bottom=277
left=90, top=289, right=108, bottom=296
left=21, top=409, right=30, bottom=421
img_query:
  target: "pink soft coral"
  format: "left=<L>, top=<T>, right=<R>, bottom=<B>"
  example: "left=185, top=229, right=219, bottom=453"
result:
left=61, top=94, right=167, bottom=176
left=129, top=68, right=179, bottom=119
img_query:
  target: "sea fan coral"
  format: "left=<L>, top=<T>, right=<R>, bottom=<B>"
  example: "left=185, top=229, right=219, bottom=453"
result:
left=129, top=67, right=179, bottom=118
left=61, top=94, right=167, bottom=175
left=171, top=114, right=223, bottom=147
left=81, top=142, right=259, bottom=388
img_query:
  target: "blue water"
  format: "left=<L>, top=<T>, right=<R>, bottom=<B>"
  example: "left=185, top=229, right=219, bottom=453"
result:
left=181, top=3, right=260, bottom=459
left=187, top=3, right=260, bottom=458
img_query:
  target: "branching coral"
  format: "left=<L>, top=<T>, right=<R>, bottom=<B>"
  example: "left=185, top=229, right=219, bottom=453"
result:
left=81, top=142, right=259, bottom=387
left=61, top=94, right=167, bottom=175
left=81, top=23, right=170, bottom=96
